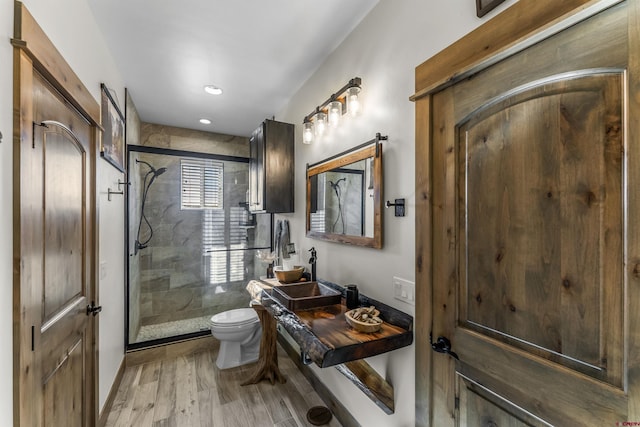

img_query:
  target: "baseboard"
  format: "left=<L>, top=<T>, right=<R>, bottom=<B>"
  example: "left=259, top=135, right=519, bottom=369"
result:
left=125, top=335, right=217, bottom=366
left=98, top=357, right=126, bottom=427
left=277, top=333, right=360, bottom=427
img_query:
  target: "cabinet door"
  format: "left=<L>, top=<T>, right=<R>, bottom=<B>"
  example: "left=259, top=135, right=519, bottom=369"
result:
left=263, top=120, right=294, bottom=213
left=249, top=124, right=265, bottom=212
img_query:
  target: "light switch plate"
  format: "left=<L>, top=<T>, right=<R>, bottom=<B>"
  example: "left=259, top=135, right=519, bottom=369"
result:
left=393, top=276, right=415, bottom=305
left=100, top=261, right=107, bottom=280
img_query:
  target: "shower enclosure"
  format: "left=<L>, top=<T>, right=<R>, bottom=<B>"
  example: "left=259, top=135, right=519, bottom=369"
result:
left=127, top=146, right=272, bottom=347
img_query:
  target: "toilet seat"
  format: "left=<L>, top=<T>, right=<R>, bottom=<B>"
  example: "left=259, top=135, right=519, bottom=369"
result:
left=211, top=308, right=258, bottom=328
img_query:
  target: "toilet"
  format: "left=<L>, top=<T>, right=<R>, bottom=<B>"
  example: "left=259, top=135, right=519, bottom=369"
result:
left=210, top=308, right=262, bottom=369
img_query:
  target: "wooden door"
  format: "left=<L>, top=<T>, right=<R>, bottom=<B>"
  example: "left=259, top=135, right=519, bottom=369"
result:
left=13, top=3, right=100, bottom=426
left=33, top=73, right=94, bottom=427
left=414, top=0, right=640, bottom=425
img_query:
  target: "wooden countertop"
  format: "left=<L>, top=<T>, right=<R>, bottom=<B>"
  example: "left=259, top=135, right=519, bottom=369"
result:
left=247, top=279, right=414, bottom=368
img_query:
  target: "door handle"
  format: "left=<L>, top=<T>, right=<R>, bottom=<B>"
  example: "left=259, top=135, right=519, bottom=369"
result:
left=86, top=302, right=102, bottom=317
left=430, top=333, right=459, bottom=360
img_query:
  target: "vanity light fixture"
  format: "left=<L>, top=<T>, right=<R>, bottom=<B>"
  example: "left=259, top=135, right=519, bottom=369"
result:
left=204, top=85, right=223, bottom=95
left=302, top=77, right=362, bottom=144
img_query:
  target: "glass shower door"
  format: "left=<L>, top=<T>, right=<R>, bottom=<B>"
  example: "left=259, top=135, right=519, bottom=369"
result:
left=127, top=147, right=271, bottom=347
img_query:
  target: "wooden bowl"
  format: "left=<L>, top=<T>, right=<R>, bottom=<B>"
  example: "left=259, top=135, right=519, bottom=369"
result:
left=345, top=308, right=383, bottom=333
left=274, top=266, right=305, bottom=283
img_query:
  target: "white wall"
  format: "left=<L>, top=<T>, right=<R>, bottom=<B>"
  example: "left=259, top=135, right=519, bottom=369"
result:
left=0, top=0, right=126, bottom=423
left=276, top=0, right=516, bottom=425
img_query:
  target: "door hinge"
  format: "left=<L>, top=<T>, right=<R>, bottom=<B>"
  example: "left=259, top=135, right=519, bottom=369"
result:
left=31, top=325, right=34, bottom=351
left=455, top=396, right=460, bottom=409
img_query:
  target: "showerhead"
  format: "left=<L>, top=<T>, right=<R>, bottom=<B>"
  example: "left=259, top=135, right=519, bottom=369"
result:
left=136, top=159, right=167, bottom=177
left=329, top=177, right=346, bottom=190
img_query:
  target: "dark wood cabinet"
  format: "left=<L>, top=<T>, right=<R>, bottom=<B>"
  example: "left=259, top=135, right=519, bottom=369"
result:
left=249, top=119, right=295, bottom=213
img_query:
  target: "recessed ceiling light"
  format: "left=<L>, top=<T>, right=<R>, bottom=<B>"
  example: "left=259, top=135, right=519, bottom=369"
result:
left=199, top=118, right=212, bottom=125
left=204, top=85, right=223, bottom=95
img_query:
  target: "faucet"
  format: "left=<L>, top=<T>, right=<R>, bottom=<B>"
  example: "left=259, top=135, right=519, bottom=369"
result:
left=308, top=247, right=317, bottom=282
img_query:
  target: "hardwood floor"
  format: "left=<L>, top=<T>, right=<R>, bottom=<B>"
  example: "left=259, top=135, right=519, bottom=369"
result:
left=104, top=343, right=343, bottom=427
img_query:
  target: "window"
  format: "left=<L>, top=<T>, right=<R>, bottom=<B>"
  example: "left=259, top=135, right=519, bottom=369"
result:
left=180, top=158, right=224, bottom=210
left=203, top=207, right=249, bottom=285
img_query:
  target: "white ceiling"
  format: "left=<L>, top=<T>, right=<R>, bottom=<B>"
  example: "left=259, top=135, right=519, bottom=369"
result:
left=86, top=0, right=379, bottom=137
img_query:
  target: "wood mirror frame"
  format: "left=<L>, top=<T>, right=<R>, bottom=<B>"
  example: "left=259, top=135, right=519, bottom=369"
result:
left=306, top=139, right=383, bottom=248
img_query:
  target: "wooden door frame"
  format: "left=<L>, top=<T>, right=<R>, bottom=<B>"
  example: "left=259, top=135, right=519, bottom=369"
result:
left=12, top=2, right=101, bottom=426
left=412, top=0, right=640, bottom=424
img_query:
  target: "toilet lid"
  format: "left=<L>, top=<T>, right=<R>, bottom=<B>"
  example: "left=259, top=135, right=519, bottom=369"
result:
left=210, top=308, right=258, bottom=327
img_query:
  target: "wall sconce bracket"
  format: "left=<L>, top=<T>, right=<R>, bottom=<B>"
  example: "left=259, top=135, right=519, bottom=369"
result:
left=386, top=198, right=406, bottom=217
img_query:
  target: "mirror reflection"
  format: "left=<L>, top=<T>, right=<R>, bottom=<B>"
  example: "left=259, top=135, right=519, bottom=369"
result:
left=309, top=158, right=374, bottom=237
left=306, top=141, right=382, bottom=248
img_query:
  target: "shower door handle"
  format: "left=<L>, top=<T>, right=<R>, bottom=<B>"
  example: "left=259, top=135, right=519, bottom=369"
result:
left=87, top=301, right=102, bottom=317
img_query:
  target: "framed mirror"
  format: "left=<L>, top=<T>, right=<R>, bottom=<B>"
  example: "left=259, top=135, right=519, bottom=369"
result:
left=306, top=138, right=383, bottom=248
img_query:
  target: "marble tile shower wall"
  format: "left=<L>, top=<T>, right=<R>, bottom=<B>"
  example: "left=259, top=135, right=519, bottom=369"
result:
left=132, top=124, right=255, bottom=332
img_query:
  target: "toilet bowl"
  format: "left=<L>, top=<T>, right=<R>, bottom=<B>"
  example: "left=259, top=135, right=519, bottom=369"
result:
left=210, top=308, right=262, bottom=369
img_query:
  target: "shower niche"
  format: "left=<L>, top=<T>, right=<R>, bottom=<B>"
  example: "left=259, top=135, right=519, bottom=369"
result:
left=127, top=146, right=272, bottom=347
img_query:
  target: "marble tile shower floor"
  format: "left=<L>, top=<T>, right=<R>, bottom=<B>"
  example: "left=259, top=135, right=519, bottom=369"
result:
left=136, top=315, right=213, bottom=342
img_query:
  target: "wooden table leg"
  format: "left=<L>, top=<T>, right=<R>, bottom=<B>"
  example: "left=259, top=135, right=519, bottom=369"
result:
left=241, top=304, right=286, bottom=385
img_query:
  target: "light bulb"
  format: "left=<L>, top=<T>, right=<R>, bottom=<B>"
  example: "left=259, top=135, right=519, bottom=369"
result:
left=315, top=112, right=327, bottom=137
left=303, top=122, right=314, bottom=144
left=328, top=101, right=342, bottom=128
left=204, top=85, right=223, bottom=95
left=347, top=86, right=361, bottom=116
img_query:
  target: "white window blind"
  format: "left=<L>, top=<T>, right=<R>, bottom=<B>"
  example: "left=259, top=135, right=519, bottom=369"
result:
left=203, top=207, right=248, bottom=285
left=181, top=159, right=224, bottom=210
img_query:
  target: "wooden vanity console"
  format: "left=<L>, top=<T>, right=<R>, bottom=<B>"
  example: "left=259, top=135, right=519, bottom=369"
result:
left=246, top=279, right=413, bottom=414
left=264, top=288, right=413, bottom=367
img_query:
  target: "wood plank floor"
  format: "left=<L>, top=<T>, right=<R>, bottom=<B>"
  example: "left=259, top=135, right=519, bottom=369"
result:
left=104, top=343, right=343, bottom=427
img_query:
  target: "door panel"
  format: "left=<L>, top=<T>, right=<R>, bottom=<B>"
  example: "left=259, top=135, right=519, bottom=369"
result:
left=451, top=2, right=628, bottom=122
left=457, top=375, right=541, bottom=427
left=43, top=126, right=85, bottom=321
left=43, top=339, right=85, bottom=427
left=428, top=2, right=630, bottom=426
left=459, top=72, right=624, bottom=386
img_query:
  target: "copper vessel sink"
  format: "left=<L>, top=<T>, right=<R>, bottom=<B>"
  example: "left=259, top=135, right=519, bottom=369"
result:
left=271, top=282, right=341, bottom=311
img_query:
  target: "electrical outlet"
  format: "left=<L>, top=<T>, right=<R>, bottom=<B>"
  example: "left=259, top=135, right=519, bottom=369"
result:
left=393, top=276, right=415, bottom=305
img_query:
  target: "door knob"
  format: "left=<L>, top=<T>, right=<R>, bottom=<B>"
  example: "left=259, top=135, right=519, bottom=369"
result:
left=430, top=333, right=459, bottom=360
left=86, top=302, right=102, bottom=316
